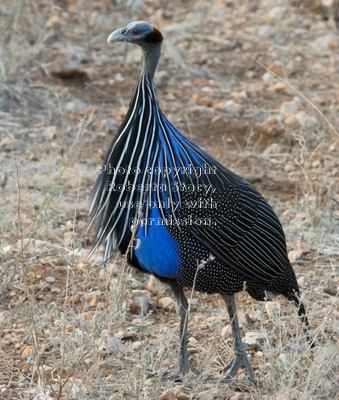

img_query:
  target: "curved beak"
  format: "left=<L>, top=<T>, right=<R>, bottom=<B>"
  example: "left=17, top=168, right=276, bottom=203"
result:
left=107, top=28, right=126, bottom=43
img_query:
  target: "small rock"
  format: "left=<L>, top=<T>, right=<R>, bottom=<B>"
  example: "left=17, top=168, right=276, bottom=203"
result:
left=32, top=394, right=53, bottom=400
left=2, top=245, right=12, bottom=254
left=243, top=331, right=264, bottom=347
left=159, top=297, right=176, bottom=312
left=129, top=290, right=151, bottom=314
left=214, top=100, right=243, bottom=117
left=159, top=389, right=177, bottom=400
left=278, top=353, right=291, bottom=366
left=0, top=311, right=9, bottom=326
left=42, top=126, right=56, bottom=139
left=257, top=25, right=275, bottom=38
left=115, top=329, right=138, bottom=341
left=265, top=302, right=281, bottom=319
left=21, top=345, right=34, bottom=359
left=272, top=82, right=287, bottom=93
left=288, top=249, right=303, bottom=262
left=231, top=90, right=247, bottom=102
left=16, top=239, right=67, bottom=255
left=309, top=34, right=339, bottom=52
left=262, top=71, right=274, bottom=84
left=230, top=393, right=245, bottom=400
left=49, top=46, right=88, bottom=80
left=188, top=336, right=198, bottom=344
left=267, top=6, right=287, bottom=23
left=297, top=276, right=307, bottom=288
left=129, top=341, right=142, bottom=351
left=283, top=164, right=296, bottom=172
left=197, top=389, right=218, bottom=400
left=0, top=137, right=13, bottom=150
left=323, top=286, right=338, bottom=296
left=147, top=276, right=164, bottom=295
left=268, top=61, right=284, bottom=76
left=263, top=143, right=282, bottom=154
left=158, top=387, right=190, bottom=400
left=295, top=111, right=317, bottom=128
left=97, top=336, right=125, bottom=355
left=284, top=115, right=297, bottom=127
left=176, top=393, right=190, bottom=400
left=46, top=14, right=63, bottom=29
left=45, top=276, right=56, bottom=284
left=65, top=99, right=86, bottom=113
left=154, top=70, right=170, bottom=88
left=280, top=97, right=301, bottom=115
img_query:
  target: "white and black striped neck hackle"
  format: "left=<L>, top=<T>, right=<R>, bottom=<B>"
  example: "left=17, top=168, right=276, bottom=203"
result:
left=88, top=21, right=235, bottom=262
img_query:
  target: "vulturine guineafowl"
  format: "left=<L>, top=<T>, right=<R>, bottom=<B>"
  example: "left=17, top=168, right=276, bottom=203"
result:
left=89, top=21, right=311, bottom=384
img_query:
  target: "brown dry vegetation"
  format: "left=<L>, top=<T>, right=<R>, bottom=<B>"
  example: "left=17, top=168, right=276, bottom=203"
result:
left=0, top=0, right=338, bottom=399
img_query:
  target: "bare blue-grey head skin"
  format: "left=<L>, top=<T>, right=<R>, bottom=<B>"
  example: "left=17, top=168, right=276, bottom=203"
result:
left=107, top=21, right=163, bottom=79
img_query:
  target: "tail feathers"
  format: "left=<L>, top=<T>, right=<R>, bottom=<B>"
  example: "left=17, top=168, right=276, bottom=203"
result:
left=288, top=293, right=314, bottom=348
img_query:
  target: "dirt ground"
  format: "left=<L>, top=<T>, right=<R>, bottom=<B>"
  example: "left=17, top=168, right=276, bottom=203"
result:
left=0, top=1, right=338, bottom=399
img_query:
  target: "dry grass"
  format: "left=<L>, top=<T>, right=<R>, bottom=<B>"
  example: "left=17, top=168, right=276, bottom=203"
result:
left=0, top=0, right=338, bottom=399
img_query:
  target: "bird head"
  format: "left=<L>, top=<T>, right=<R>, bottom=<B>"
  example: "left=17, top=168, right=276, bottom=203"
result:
left=107, top=21, right=163, bottom=47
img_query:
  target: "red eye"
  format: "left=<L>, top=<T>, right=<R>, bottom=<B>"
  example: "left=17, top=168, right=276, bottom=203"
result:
left=132, top=29, right=140, bottom=35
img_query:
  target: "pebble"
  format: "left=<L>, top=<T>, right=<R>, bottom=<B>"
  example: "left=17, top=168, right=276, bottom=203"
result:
left=272, top=82, right=287, bottom=93
left=297, top=276, right=307, bottom=288
left=284, top=115, right=297, bottom=127
left=263, top=143, right=283, bottom=154
left=295, top=111, right=317, bottom=128
left=214, top=100, right=243, bottom=117
left=278, top=353, right=291, bottom=366
left=231, top=90, right=247, bottom=102
left=243, top=331, right=264, bottom=347
left=159, top=297, right=176, bottom=312
left=280, top=97, right=301, bottom=115
left=267, top=6, right=287, bottom=23
left=265, top=302, right=281, bottom=319
left=0, top=137, right=13, bottom=150
left=42, top=126, right=56, bottom=139
left=49, top=45, right=88, bottom=79
left=129, top=290, right=151, bottom=314
left=283, top=164, right=296, bottom=172
left=0, top=311, right=9, bottom=326
left=158, top=388, right=189, bottom=400
left=257, top=25, right=275, bottom=38
left=197, top=389, right=218, bottom=400
left=21, top=345, right=34, bottom=359
left=115, top=329, right=138, bottom=341
left=288, top=249, right=303, bottom=262
left=310, top=34, right=339, bottom=52
left=147, top=275, right=165, bottom=295
left=129, top=341, right=142, bottom=351
left=262, top=72, right=274, bottom=83
left=230, top=394, right=245, bottom=400
left=155, top=70, right=170, bottom=88
left=46, top=15, right=63, bottom=29
left=45, top=276, right=56, bottom=284
left=97, top=336, right=125, bottom=355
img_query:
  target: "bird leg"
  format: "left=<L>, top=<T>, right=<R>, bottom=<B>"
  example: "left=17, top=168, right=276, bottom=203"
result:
left=221, top=294, right=257, bottom=384
left=169, top=282, right=190, bottom=375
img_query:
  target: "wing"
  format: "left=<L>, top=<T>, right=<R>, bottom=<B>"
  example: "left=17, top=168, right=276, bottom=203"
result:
left=184, top=180, right=290, bottom=283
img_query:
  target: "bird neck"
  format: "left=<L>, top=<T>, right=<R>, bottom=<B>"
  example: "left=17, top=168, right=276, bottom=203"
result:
left=141, top=45, right=161, bottom=80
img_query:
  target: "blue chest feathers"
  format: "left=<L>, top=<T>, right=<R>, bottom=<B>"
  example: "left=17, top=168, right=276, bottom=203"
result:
left=133, top=207, right=181, bottom=279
